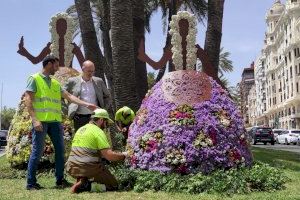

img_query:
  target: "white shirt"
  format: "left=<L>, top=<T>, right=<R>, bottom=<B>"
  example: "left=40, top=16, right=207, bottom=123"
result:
left=76, top=77, right=98, bottom=114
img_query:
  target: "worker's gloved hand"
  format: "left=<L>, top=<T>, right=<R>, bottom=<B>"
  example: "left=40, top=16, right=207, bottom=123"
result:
left=121, top=151, right=129, bottom=158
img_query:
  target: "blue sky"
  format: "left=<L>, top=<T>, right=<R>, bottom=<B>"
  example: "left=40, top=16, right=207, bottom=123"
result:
left=0, top=0, right=280, bottom=108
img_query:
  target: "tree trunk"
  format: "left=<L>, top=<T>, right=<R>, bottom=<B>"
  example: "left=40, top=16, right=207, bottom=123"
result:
left=204, top=0, right=225, bottom=79
left=75, top=0, right=106, bottom=81
left=156, top=0, right=176, bottom=82
left=97, top=0, right=116, bottom=112
left=133, top=0, right=148, bottom=105
left=110, top=0, right=139, bottom=111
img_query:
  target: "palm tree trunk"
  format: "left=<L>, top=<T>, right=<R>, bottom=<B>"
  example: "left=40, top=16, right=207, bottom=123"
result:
left=204, top=0, right=225, bottom=79
left=156, top=0, right=176, bottom=82
left=97, top=0, right=116, bottom=112
left=75, top=0, right=106, bottom=81
left=110, top=0, right=139, bottom=111
left=133, top=0, right=148, bottom=104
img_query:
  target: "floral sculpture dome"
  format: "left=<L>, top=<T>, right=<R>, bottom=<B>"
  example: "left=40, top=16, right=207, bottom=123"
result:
left=126, top=11, right=252, bottom=174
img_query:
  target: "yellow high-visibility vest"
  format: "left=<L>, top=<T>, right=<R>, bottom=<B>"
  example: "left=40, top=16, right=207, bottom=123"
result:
left=32, top=73, right=62, bottom=122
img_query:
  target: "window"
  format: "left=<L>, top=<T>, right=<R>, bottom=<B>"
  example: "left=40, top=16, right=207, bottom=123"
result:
left=297, top=82, right=299, bottom=93
left=291, top=0, right=297, bottom=3
left=290, top=66, right=293, bottom=78
left=285, top=56, right=287, bottom=65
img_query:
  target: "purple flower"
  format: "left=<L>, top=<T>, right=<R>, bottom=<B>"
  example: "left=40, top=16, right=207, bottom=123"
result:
left=126, top=71, right=253, bottom=174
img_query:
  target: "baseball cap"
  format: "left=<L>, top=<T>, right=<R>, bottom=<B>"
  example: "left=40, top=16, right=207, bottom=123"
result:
left=122, top=106, right=132, bottom=115
left=91, top=109, right=114, bottom=124
left=42, top=54, right=59, bottom=67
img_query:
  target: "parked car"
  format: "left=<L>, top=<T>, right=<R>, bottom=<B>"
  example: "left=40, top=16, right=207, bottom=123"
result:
left=272, top=129, right=286, bottom=142
left=249, top=127, right=275, bottom=145
left=277, top=130, right=300, bottom=145
left=0, top=130, right=8, bottom=147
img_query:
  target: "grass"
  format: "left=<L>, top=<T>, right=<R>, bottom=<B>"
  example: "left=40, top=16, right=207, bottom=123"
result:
left=0, top=147, right=299, bottom=200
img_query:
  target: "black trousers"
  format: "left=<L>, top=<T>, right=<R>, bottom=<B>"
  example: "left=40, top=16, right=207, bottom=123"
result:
left=73, top=114, right=91, bottom=132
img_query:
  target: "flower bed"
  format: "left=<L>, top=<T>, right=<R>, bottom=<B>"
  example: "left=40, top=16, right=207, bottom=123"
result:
left=126, top=71, right=252, bottom=174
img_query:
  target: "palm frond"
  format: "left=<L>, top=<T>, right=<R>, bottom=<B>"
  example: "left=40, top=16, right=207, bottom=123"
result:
left=219, top=47, right=234, bottom=74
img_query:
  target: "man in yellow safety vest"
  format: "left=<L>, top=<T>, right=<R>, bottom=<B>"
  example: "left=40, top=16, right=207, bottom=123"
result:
left=24, top=55, right=98, bottom=190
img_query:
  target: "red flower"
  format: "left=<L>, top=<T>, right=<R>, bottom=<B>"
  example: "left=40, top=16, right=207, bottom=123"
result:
left=175, top=164, right=187, bottom=175
left=208, top=128, right=217, bottom=145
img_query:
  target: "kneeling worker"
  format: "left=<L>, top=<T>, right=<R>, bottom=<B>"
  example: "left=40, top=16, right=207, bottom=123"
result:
left=66, top=108, right=127, bottom=193
left=115, top=106, right=135, bottom=140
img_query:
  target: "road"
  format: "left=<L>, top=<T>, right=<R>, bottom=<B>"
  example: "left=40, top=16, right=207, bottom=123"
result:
left=0, top=146, right=5, bottom=157
left=252, top=143, right=300, bottom=154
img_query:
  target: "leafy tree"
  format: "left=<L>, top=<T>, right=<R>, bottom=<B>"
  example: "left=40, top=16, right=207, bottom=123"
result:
left=1, top=107, right=16, bottom=130
left=147, top=72, right=156, bottom=89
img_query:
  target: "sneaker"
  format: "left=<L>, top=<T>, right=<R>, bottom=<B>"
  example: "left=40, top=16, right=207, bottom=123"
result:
left=26, top=183, right=44, bottom=190
left=56, top=179, right=72, bottom=189
left=71, top=178, right=91, bottom=193
left=90, top=183, right=106, bottom=193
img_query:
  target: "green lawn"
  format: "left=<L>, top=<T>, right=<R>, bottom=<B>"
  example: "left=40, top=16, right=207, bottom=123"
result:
left=0, top=147, right=299, bottom=200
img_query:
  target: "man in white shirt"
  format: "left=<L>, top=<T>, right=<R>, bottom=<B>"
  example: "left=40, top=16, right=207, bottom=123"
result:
left=64, top=60, right=112, bottom=131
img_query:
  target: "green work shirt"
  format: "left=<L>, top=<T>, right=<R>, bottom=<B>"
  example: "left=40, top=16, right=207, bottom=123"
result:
left=115, top=108, right=135, bottom=125
left=72, top=123, right=110, bottom=150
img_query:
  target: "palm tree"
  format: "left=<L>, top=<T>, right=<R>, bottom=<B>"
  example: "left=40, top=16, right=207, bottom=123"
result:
left=198, top=47, right=233, bottom=76
left=218, top=47, right=233, bottom=77
left=133, top=0, right=148, bottom=105
left=110, top=0, right=139, bottom=111
left=204, top=0, right=225, bottom=79
left=74, top=0, right=107, bottom=81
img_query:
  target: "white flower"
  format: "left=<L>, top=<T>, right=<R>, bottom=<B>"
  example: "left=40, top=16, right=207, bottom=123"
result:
left=49, top=12, right=76, bottom=67
left=169, top=11, right=197, bottom=70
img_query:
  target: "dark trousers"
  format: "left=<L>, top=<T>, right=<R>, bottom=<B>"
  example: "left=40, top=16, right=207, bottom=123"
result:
left=73, top=114, right=91, bottom=132
left=27, top=122, right=64, bottom=187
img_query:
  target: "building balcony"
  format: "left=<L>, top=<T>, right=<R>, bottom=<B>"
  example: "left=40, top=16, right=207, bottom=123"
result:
left=291, top=113, right=300, bottom=119
left=286, top=2, right=300, bottom=11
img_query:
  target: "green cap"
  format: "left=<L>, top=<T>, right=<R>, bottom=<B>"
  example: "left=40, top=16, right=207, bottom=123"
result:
left=91, top=108, right=114, bottom=124
left=122, top=106, right=132, bottom=115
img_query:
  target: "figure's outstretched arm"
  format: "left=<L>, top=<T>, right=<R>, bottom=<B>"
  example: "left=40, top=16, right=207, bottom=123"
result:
left=196, top=44, right=224, bottom=87
left=71, top=42, right=85, bottom=67
left=137, top=38, right=172, bottom=70
left=17, top=36, right=51, bottom=64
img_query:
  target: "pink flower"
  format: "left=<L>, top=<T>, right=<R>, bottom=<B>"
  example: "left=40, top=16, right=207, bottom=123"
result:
left=131, top=155, right=137, bottom=164
left=146, top=140, right=158, bottom=151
